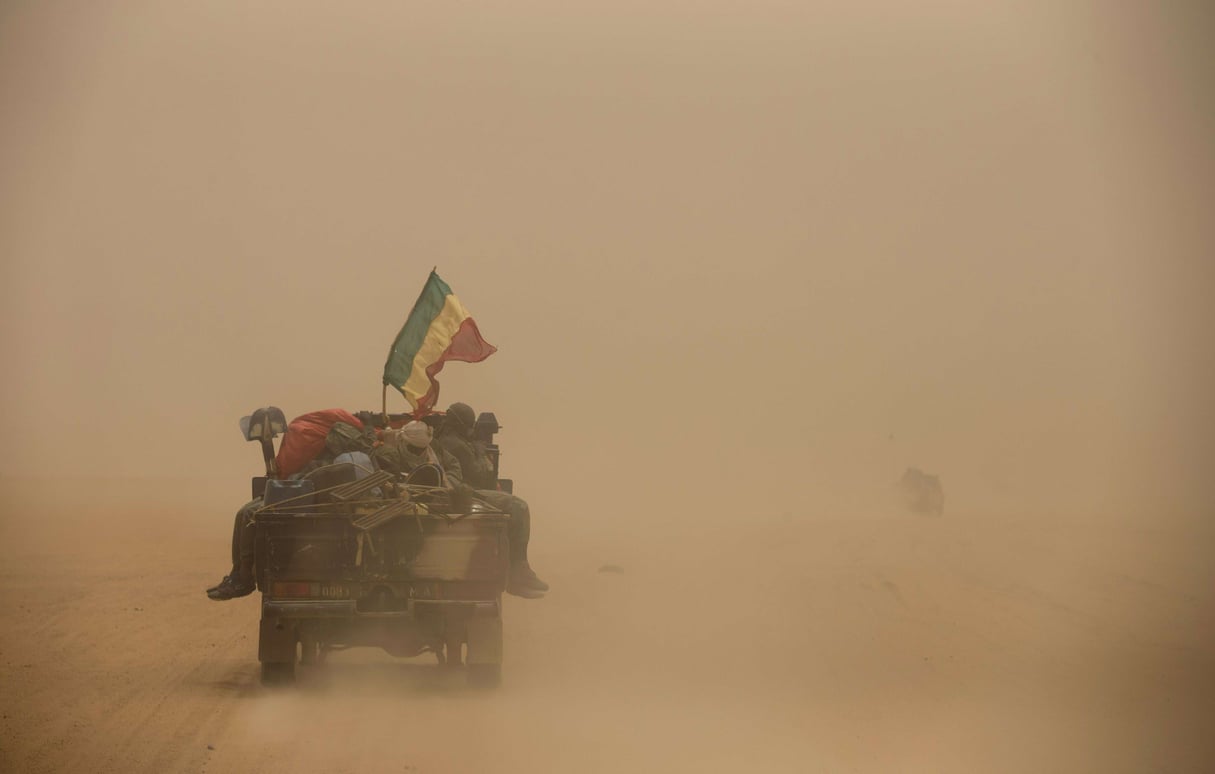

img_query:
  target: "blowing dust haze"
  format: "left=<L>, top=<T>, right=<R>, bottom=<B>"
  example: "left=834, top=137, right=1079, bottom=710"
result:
left=1, top=2, right=1213, bottom=773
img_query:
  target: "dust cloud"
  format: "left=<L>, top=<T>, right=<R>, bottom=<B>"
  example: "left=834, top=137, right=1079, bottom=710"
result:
left=1, top=2, right=1213, bottom=772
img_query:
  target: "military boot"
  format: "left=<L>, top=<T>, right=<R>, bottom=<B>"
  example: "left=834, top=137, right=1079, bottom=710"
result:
left=507, top=561, right=549, bottom=597
left=206, top=574, right=255, bottom=601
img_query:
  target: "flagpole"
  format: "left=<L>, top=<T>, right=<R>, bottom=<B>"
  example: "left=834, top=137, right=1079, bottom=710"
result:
left=382, top=383, right=389, bottom=426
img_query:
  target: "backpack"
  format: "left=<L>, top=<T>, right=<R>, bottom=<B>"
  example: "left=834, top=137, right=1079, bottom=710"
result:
left=325, top=421, right=376, bottom=458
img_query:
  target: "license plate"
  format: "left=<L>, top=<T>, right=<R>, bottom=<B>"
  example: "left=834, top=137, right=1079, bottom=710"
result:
left=318, top=584, right=349, bottom=599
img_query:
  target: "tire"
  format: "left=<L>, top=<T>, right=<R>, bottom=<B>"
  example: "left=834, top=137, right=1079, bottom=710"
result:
left=466, top=663, right=501, bottom=690
left=299, top=634, right=320, bottom=666
left=260, top=661, right=295, bottom=686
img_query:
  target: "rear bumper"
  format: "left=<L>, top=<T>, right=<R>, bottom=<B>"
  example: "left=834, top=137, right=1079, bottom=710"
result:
left=258, top=596, right=502, bottom=663
left=262, top=599, right=357, bottom=618
left=261, top=597, right=499, bottom=619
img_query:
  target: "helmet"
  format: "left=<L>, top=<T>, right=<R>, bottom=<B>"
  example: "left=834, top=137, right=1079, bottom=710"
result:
left=446, top=402, right=476, bottom=431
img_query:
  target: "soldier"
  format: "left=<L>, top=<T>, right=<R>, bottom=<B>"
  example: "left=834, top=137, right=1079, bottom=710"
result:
left=206, top=499, right=259, bottom=600
left=373, top=420, right=463, bottom=484
left=437, top=402, right=549, bottom=599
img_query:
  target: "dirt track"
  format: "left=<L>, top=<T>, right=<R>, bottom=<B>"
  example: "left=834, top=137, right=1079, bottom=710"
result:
left=2, top=478, right=1212, bottom=774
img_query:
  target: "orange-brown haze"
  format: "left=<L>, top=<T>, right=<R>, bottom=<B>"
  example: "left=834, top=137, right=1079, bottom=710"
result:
left=1, top=2, right=1213, bottom=772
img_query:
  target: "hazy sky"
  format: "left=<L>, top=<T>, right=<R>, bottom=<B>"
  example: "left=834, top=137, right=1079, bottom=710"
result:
left=2, top=1, right=1211, bottom=519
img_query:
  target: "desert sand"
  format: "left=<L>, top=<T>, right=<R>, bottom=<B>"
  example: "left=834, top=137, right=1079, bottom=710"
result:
left=1, top=476, right=1212, bottom=773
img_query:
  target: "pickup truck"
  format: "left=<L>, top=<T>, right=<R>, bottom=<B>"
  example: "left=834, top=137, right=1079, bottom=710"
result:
left=243, top=409, right=511, bottom=688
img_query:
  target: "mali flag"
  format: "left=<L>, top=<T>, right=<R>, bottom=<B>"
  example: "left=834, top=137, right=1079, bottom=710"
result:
left=382, top=271, right=497, bottom=413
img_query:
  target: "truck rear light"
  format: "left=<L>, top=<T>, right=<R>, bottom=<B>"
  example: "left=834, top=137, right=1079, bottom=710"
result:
left=270, top=581, right=313, bottom=598
left=269, top=582, right=351, bottom=599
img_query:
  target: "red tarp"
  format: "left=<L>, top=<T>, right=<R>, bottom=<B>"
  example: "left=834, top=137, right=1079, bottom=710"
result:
left=273, top=409, right=364, bottom=478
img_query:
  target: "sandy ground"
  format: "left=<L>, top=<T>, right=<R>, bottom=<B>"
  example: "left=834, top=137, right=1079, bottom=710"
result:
left=1, top=477, right=1213, bottom=774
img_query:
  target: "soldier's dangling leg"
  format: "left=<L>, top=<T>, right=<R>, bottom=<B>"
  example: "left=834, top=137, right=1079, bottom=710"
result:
left=476, top=490, right=547, bottom=595
left=235, top=498, right=260, bottom=580
left=506, top=497, right=531, bottom=564
left=207, top=499, right=260, bottom=601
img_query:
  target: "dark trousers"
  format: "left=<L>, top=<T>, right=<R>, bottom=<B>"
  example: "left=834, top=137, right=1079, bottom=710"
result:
left=474, top=490, right=532, bottom=562
left=229, top=499, right=260, bottom=579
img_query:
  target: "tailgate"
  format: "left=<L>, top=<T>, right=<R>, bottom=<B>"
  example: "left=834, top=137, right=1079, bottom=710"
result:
left=256, top=511, right=509, bottom=591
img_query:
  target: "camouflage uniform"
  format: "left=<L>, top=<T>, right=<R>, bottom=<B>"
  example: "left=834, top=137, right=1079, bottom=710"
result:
left=435, top=433, right=497, bottom=489
left=437, top=403, right=547, bottom=596
left=373, top=433, right=463, bottom=484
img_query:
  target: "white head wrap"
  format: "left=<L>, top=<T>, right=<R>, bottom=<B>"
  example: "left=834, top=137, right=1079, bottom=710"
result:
left=400, top=420, right=433, bottom=448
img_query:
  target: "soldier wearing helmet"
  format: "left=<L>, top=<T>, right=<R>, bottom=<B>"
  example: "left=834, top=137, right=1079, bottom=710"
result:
left=438, top=402, right=549, bottom=599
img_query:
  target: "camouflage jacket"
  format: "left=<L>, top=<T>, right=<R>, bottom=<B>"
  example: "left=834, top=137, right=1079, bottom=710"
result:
left=436, top=433, right=496, bottom=490
left=373, top=440, right=464, bottom=486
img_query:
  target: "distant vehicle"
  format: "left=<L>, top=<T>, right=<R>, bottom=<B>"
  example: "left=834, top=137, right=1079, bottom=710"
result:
left=897, top=467, right=945, bottom=516
left=242, top=408, right=511, bottom=688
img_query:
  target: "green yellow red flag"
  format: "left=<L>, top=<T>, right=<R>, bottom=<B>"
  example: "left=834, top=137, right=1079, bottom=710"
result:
left=382, top=271, right=497, bottom=414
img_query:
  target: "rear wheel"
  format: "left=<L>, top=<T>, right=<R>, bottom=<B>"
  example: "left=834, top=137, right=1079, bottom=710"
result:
left=299, top=633, right=320, bottom=666
left=466, top=663, right=501, bottom=690
left=260, top=660, right=295, bottom=686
